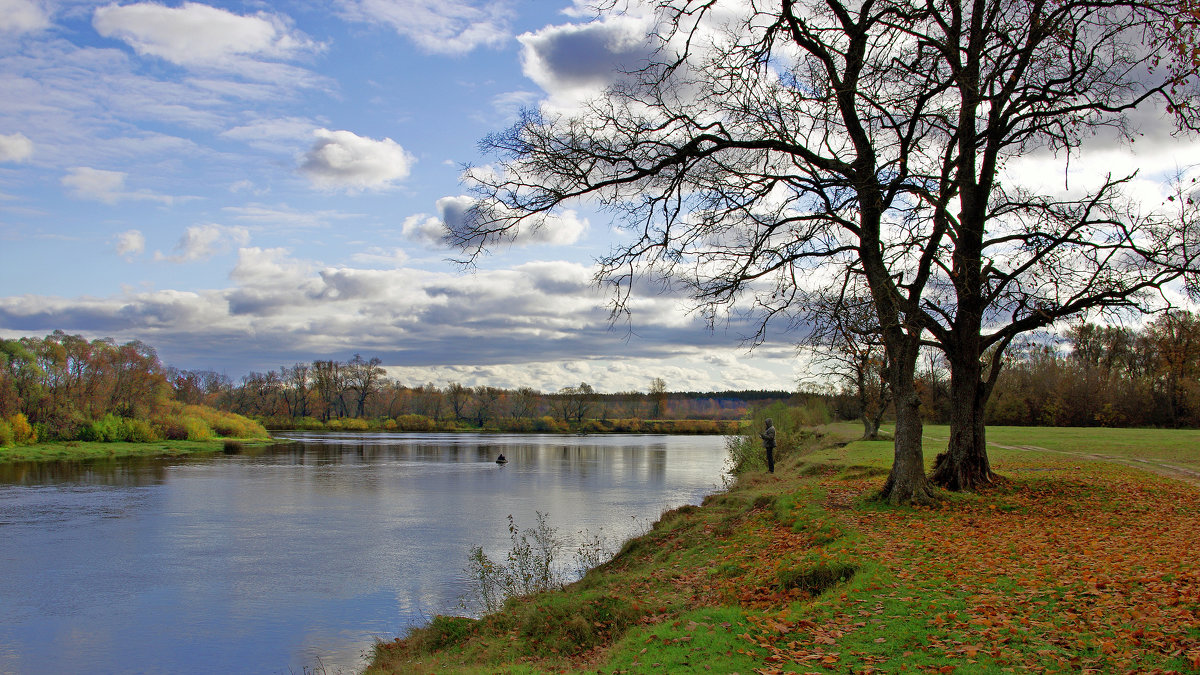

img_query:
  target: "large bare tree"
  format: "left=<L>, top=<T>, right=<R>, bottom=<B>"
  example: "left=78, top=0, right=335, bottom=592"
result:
left=447, top=0, right=1200, bottom=503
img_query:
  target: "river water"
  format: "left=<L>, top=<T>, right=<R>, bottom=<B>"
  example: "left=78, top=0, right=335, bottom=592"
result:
left=0, top=432, right=728, bottom=674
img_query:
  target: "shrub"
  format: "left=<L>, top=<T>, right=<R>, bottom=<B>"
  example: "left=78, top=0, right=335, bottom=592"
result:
left=294, top=417, right=325, bottom=430
left=8, top=413, right=36, bottom=444
left=725, top=400, right=825, bottom=474
left=184, top=417, right=212, bottom=441
left=83, top=414, right=125, bottom=442
left=179, top=405, right=267, bottom=438
left=0, top=420, right=13, bottom=448
left=157, top=416, right=189, bottom=441
left=123, top=417, right=159, bottom=442
left=338, top=417, right=370, bottom=431
left=394, top=414, right=435, bottom=431
left=533, top=416, right=565, bottom=432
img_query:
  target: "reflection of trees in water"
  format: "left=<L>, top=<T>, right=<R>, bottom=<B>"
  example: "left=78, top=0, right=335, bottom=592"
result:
left=0, top=435, right=699, bottom=488
left=0, top=456, right=172, bottom=486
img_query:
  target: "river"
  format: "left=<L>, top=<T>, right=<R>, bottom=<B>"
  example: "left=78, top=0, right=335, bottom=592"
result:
left=0, top=432, right=729, bottom=674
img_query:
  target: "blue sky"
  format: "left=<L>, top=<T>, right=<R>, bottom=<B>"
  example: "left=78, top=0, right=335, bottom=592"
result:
left=1, top=0, right=1196, bottom=393
left=0, top=0, right=806, bottom=392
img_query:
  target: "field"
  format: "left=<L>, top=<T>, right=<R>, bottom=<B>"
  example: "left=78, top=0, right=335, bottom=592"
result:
left=369, top=425, right=1200, bottom=674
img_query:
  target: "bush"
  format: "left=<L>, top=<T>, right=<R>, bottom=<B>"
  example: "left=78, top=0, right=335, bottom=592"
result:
left=82, top=414, right=124, bottom=442
left=0, top=420, right=13, bottom=448
left=394, top=414, right=435, bottom=431
left=179, top=405, right=267, bottom=438
left=184, top=417, right=212, bottom=441
left=725, top=400, right=826, bottom=474
left=81, top=414, right=162, bottom=443
left=157, top=416, right=189, bottom=441
left=533, top=416, right=565, bottom=432
left=8, top=413, right=36, bottom=444
left=123, top=417, right=159, bottom=442
left=293, top=417, right=325, bottom=430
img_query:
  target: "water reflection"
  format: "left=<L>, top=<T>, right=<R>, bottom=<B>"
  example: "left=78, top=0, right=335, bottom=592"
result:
left=0, top=433, right=726, bottom=675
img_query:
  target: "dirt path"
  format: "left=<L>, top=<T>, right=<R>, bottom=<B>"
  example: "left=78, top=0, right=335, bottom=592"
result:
left=927, top=436, right=1200, bottom=488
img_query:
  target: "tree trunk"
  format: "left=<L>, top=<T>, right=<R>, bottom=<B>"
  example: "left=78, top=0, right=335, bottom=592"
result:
left=862, top=414, right=881, bottom=440
left=878, top=376, right=934, bottom=504
left=930, top=356, right=997, bottom=490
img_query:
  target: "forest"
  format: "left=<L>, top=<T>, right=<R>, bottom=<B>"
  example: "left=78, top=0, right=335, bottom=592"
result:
left=1, top=311, right=1198, bottom=447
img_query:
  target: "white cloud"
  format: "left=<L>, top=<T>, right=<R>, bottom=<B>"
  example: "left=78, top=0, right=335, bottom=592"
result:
left=92, top=2, right=320, bottom=68
left=350, top=246, right=409, bottom=266
left=114, top=229, right=146, bottom=260
left=61, top=167, right=173, bottom=204
left=224, top=203, right=362, bottom=229
left=486, top=90, right=540, bottom=124
left=220, top=116, right=317, bottom=152
left=405, top=195, right=589, bottom=247
left=155, top=224, right=250, bottom=263
left=0, top=0, right=49, bottom=34
left=61, top=167, right=127, bottom=204
left=0, top=243, right=802, bottom=390
left=0, top=133, right=34, bottom=162
left=401, top=213, right=446, bottom=246
left=339, top=0, right=513, bottom=54
left=298, top=128, right=416, bottom=191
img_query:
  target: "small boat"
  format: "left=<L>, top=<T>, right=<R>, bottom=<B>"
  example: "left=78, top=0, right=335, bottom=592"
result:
left=495, top=454, right=508, bottom=464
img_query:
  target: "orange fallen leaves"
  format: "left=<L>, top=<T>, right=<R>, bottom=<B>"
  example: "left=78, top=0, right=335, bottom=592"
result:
left=732, top=463, right=1200, bottom=674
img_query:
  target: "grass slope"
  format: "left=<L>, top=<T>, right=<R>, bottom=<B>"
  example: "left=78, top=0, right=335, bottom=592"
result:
left=369, top=427, right=1200, bottom=674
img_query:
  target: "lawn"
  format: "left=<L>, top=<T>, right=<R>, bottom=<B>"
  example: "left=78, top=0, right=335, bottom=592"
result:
left=369, top=425, right=1200, bottom=674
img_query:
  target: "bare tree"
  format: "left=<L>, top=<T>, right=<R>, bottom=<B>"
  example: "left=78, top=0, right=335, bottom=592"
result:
left=448, top=0, right=1200, bottom=502
left=807, top=292, right=890, bottom=440
left=345, top=354, right=386, bottom=419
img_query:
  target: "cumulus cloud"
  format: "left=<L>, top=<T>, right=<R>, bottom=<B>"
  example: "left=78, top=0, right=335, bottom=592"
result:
left=61, top=167, right=173, bottom=204
left=519, top=13, right=657, bottom=98
left=92, top=2, right=320, bottom=68
left=298, top=128, right=416, bottom=192
left=155, top=224, right=250, bottom=263
left=339, top=0, right=512, bottom=54
left=0, top=0, right=49, bottom=34
left=403, top=195, right=588, bottom=247
left=0, top=133, right=34, bottom=163
left=114, top=229, right=146, bottom=260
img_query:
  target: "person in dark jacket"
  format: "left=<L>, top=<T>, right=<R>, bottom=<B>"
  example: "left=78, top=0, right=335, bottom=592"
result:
left=759, top=418, right=776, bottom=473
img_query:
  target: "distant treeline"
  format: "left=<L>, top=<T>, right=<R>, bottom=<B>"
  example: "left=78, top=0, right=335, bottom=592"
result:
left=7, top=311, right=1193, bottom=447
left=913, top=312, right=1200, bottom=428
left=170, top=360, right=791, bottom=432
left=0, top=331, right=266, bottom=447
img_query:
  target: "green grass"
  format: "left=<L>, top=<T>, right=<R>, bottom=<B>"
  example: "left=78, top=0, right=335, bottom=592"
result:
left=0, top=438, right=277, bottom=463
left=368, top=424, right=1200, bottom=674
left=979, top=425, right=1200, bottom=468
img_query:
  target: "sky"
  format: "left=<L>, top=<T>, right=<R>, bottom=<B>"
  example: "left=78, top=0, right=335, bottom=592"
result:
left=0, top=0, right=1197, bottom=394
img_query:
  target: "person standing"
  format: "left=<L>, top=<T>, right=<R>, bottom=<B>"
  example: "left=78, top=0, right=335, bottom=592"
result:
left=759, top=418, right=776, bottom=473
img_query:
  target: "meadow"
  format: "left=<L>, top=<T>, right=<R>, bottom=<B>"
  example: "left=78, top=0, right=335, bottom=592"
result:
left=369, top=424, right=1200, bottom=674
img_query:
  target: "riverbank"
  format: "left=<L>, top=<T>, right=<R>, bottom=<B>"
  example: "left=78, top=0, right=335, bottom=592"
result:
left=368, top=424, right=1200, bottom=674
left=0, top=437, right=279, bottom=463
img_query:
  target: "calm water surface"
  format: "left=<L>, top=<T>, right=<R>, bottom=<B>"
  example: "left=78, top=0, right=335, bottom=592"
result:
left=0, top=432, right=728, bottom=674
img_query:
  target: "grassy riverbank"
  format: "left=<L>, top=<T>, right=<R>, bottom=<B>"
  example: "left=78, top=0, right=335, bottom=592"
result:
left=369, top=424, right=1200, bottom=674
left=0, top=437, right=278, bottom=463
